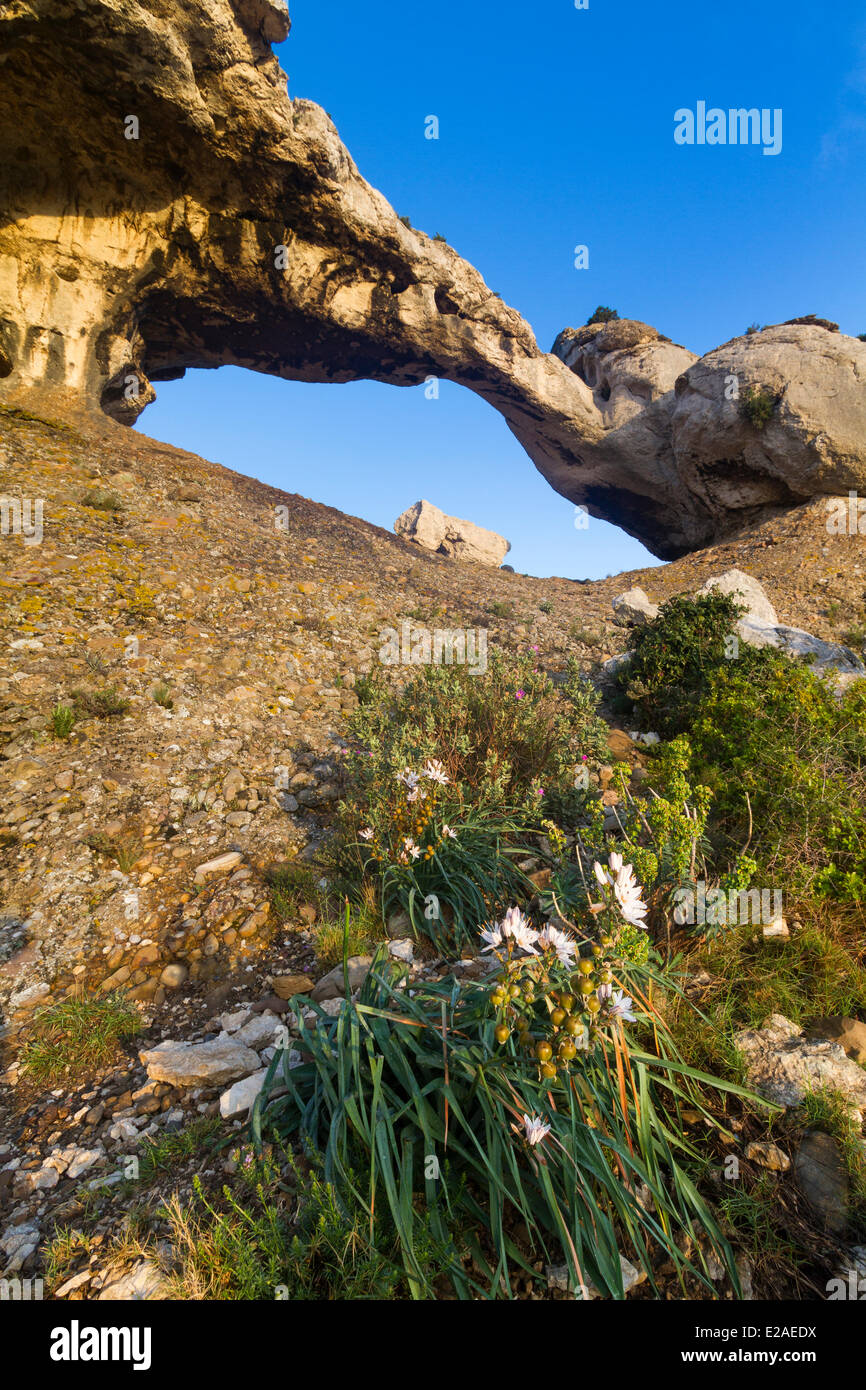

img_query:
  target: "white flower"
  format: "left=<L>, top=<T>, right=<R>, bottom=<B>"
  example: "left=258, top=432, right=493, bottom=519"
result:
left=606, top=989, right=637, bottom=1022
left=523, top=1114, right=551, bottom=1146
left=402, top=837, right=421, bottom=861
left=395, top=767, right=420, bottom=789
left=422, top=758, right=449, bottom=784
left=537, top=923, right=577, bottom=965
left=612, top=862, right=648, bottom=928
left=358, top=827, right=373, bottom=841
left=594, top=855, right=648, bottom=929
left=441, top=824, right=457, bottom=839
left=500, top=908, right=540, bottom=955
left=480, top=924, right=503, bottom=951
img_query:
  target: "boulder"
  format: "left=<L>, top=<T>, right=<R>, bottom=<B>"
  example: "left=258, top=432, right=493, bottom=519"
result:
left=394, top=500, right=510, bottom=567
left=97, top=1259, right=170, bottom=1300
left=736, top=620, right=865, bottom=681
left=311, top=954, right=373, bottom=1002
left=611, top=587, right=659, bottom=626
left=734, top=1013, right=866, bottom=1110
left=272, top=974, right=314, bottom=1000
left=794, top=1132, right=849, bottom=1234
left=697, top=569, right=778, bottom=625
left=745, top=1141, right=790, bottom=1172
left=138, top=1036, right=261, bottom=1087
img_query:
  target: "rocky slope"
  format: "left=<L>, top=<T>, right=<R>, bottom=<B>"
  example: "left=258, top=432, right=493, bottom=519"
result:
left=2, top=1, right=866, bottom=556
left=1, top=397, right=865, bottom=1296
left=2, top=397, right=865, bottom=1031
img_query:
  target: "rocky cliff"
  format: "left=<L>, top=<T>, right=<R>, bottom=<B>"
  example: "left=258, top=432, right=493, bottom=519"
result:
left=1, top=0, right=865, bottom=558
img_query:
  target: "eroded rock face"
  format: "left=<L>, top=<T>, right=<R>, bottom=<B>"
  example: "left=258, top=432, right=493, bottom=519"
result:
left=1, top=2, right=865, bottom=558
left=395, top=499, right=510, bottom=566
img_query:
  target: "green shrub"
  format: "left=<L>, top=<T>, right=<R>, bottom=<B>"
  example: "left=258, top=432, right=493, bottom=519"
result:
left=51, top=703, right=76, bottom=739
left=343, top=649, right=608, bottom=811
left=618, top=591, right=744, bottom=737
left=71, top=685, right=131, bottom=718
left=586, top=306, right=619, bottom=325
left=152, top=681, right=173, bottom=708
left=332, top=651, right=609, bottom=947
left=80, top=488, right=124, bottom=511
left=253, top=879, right=753, bottom=1300
left=619, top=595, right=866, bottom=899
left=740, top=383, right=778, bottom=429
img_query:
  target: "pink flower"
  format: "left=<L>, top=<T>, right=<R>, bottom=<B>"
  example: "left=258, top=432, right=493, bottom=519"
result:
left=515, top=689, right=526, bottom=700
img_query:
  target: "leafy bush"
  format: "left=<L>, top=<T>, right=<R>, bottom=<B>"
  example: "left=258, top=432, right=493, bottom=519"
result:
left=343, top=649, right=608, bottom=811
left=332, top=652, right=609, bottom=946
left=618, top=592, right=743, bottom=737
left=619, top=595, right=866, bottom=898
left=161, top=1154, right=446, bottom=1299
left=254, top=874, right=751, bottom=1300
left=586, top=306, right=619, bottom=325
left=686, top=656, right=866, bottom=900
left=740, top=383, right=778, bottom=429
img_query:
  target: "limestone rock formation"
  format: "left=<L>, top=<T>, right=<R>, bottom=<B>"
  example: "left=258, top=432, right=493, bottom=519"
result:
left=394, top=499, right=510, bottom=567
left=1, top=1, right=866, bottom=557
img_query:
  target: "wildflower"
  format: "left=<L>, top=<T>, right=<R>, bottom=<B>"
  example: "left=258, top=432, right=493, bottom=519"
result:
left=395, top=767, right=420, bottom=789
left=537, top=923, right=577, bottom=965
left=441, top=824, right=457, bottom=839
left=403, top=837, right=421, bottom=861
left=612, top=861, right=648, bottom=928
left=606, top=989, right=637, bottom=1023
left=358, top=827, right=374, bottom=841
left=515, top=689, right=526, bottom=700
left=593, top=860, right=611, bottom=888
left=499, top=905, right=540, bottom=954
left=422, top=758, right=449, bottom=784
left=523, top=1114, right=551, bottom=1146
left=480, top=924, right=503, bottom=951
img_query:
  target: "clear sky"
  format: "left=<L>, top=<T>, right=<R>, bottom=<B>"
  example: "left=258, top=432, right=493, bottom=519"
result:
left=137, top=0, right=866, bottom=580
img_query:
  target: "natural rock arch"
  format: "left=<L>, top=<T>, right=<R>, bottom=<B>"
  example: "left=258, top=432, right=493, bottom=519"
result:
left=1, top=0, right=865, bottom=558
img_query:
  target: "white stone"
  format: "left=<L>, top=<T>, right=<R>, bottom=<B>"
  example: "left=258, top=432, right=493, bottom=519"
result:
left=612, top=587, right=659, bottom=626
left=193, top=851, right=242, bottom=885
left=697, top=569, right=778, bottom=626
left=219, top=1068, right=268, bottom=1119
left=139, top=1036, right=261, bottom=1086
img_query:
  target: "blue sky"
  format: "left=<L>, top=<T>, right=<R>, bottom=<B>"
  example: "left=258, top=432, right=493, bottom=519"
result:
left=138, top=0, right=866, bottom=579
